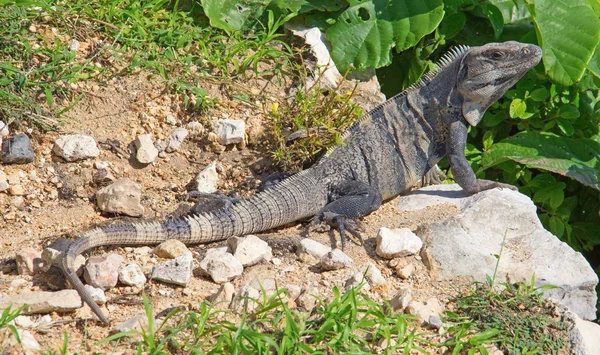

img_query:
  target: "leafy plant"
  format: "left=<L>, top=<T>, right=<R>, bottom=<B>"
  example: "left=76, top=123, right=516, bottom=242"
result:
left=267, top=69, right=363, bottom=170
left=0, top=305, right=25, bottom=353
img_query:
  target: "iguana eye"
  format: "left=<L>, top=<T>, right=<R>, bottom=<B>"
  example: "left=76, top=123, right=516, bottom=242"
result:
left=490, top=51, right=504, bottom=59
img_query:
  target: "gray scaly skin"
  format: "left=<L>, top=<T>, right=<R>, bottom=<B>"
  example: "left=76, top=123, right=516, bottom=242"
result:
left=62, top=41, right=542, bottom=324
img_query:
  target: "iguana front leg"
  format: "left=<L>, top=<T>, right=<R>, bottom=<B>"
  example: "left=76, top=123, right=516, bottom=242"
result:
left=313, top=180, right=382, bottom=248
left=447, top=120, right=517, bottom=194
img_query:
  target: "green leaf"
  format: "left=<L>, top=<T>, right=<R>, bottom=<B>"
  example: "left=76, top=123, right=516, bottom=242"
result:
left=534, top=182, right=566, bottom=209
left=439, top=11, right=466, bottom=39
left=529, top=87, right=549, bottom=101
left=555, top=118, right=574, bottom=136
left=482, top=132, right=600, bottom=190
left=469, top=328, right=500, bottom=344
left=476, top=3, right=505, bottom=39
left=509, top=98, right=527, bottom=118
left=525, top=0, right=600, bottom=85
left=201, top=0, right=268, bottom=32
left=571, top=222, right=600, bottom=247
left=483, top=111, right=506, bottom=127
left=528, top=173, right=556, bottom=188
left=326, top=0, right=444, bottom=72
left=489, top=0, right=531, bottom=24
left=548, top=216, right=565, bottom=237
left=558, top=105, right=580, bottom=119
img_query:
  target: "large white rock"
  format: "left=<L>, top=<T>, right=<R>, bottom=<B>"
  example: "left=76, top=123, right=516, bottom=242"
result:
left=285, top=25, right=342, bottom=90
left=399, top=184, right=599, bottom=321
left=572, top=312, right=600, bottom=354
left=164, top=127, right=188, bottom=153
left=320, top=249, right=353, bottom=270
left=53, top=134, right=100, bottom=161
left=119, top=262, right=147, bottom=287
left=298, top=238, right=331, bottom=259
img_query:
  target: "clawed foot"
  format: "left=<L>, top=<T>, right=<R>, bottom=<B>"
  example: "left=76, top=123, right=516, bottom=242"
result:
left=311, top=212, right=365, bottom=249
left=185, top=191, right=241, bottom=214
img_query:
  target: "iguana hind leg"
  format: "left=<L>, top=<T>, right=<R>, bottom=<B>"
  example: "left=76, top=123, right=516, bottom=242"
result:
left=186, top=191, right=241, bottom=214
left=313, top=180, right=382, bottom=249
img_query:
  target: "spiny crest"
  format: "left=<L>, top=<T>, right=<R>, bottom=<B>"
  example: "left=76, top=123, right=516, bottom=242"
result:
left=328, top=44, right=471, bottom=152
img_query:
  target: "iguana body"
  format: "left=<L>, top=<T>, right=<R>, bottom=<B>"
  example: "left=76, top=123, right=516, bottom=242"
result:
left=63, top=41, right=542, bottom=323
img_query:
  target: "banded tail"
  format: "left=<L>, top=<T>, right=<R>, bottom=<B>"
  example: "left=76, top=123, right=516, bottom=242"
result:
left=62, top=170, right=325, bottom=323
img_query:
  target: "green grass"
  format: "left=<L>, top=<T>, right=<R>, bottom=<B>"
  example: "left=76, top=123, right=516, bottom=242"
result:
left=0, top=281, right=570, bottom=354
left=443, top=276, right=568, bottom=355
left=97, top=286, right=426, bottom=354
left=0, top=0, right=293, bottom=131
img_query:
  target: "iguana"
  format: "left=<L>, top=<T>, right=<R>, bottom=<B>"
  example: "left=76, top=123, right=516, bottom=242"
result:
left=62, top=41, right=542, bottom=324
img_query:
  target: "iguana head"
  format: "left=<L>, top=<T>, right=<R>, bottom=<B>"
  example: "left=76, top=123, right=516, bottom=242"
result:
left=457, top=41, right=542, bottom=126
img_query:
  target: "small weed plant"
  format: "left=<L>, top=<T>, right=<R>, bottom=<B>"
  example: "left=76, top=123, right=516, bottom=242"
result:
left=0, top=305, right=25, bottom=353
left=267, top=67, right=364, bottom=171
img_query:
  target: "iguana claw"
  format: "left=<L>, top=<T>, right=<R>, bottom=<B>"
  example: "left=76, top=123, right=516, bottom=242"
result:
left=312, top=212, right=365, bottom=249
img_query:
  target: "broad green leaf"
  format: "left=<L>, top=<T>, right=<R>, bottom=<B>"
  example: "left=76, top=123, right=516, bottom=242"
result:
left=509, top=98, right=526, bottom=118
left=439, top=11, right=466, bottom=39
left=529, top=87, right=549, bottom=101
left=555, top=118, right=574, bottom=136
left=528, top=173, right=556, bottom=188
left=558, top=105, right=580, bottom=119
left=482, top=132, right=600, bottom=190
left=548, top=216, right=565, bottom=237
left=489, top=0, right=531, bottom=24
left=483, top=111, right=506, bottom=127
left=471, top=3, right=504, bottom=39
left=571, top=222, right=600, bottom=247
left=326, top=0, right=444, bottom=72
left=525, top=0, right=600, bottom=85
left=533, top=182, right=565, bottom=209
left=201, top=0, right=269, bottom=33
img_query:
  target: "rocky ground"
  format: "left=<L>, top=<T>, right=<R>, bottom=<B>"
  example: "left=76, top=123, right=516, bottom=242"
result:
left=0, top=67, right=478, bottom=354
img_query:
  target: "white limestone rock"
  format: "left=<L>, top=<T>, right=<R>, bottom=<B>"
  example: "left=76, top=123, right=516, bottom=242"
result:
left=151, top=251, right=193, bottom=286
left=320, top=249, right=353, bottom=271
left=134, top=134, right=159, bottom=164
left=199, top=248, right=243, bottom=283
left=194, top=161, right=219, bottom=194
left=215, top=119, right=245, bottom=145
left=164, top=127, right=188, bottom=153
left=53, top=134, right=100, bottom=161
left=0, top=290, right=82, bottom=314
left=298, top=238, right=331, bottom=259
left=228, top=235, right=272, bottom=267
left=401, top=185, right=599, bottom=320
left=376, top=227, right=423, bottom=259
left=84, top=253, right=124, bottom=290
left=96, top=178, right=144, bottom=217
left=118, top=262, right=147, bottom=287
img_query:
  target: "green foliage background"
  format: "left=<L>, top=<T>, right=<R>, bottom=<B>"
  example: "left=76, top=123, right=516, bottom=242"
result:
left=199, top=0, right=600, bottom=252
